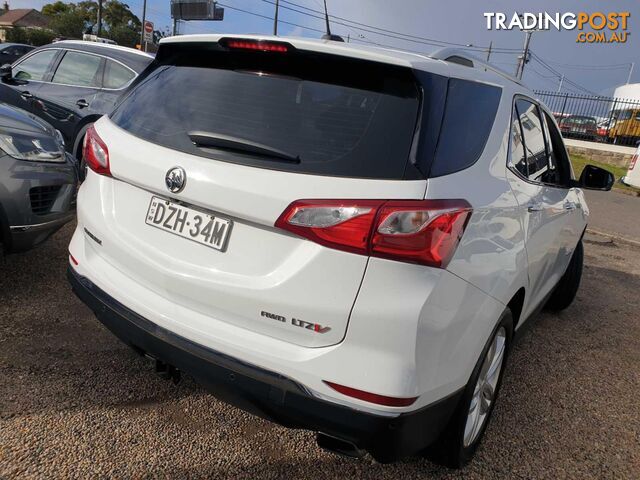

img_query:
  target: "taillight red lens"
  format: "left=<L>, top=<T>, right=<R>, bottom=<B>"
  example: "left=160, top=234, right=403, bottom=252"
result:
left=630, top=154, right=638, bottom=171
left=324, top=381, right=418, bottom=407
left=371, top=200, right=472, bottom=268
left=83, top=125, right=110, bottom=176
left=275, top=200, right=383, bottom=255
left=275, top=199, right=471, bottom=268
left=221, top=38, right=292, bottom=53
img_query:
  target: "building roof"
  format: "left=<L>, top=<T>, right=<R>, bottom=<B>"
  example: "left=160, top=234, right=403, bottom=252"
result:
left=0, top=9, right=49, bottom=28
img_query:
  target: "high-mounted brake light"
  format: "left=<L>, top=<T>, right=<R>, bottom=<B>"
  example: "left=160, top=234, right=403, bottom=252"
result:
left=82, top=125, right=110, bottom=176
left=275, top=199, right=472, bottom=268
left=324, top=381, right=418, bottom=407
left=220, top=38, right=292, bottom=53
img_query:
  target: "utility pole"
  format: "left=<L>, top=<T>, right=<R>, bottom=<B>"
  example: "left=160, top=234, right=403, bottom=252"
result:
left=273, top=0, right=279, bottom=35
left=627, top=62, right=635, bottom=84
left=140, top=0, right=147, bottom=49
left=557, top=74, right=564, bottom=93
left=515, top=30, right=533, bottom=80
left=97, top=0, right=103, bottom=35
left=486, top=41, right=492, bottom=62
left=172, top=18, right=178, bottom=36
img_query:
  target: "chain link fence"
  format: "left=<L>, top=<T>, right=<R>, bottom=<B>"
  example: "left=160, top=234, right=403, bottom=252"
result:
left=535, top=90, right=640, bottom=147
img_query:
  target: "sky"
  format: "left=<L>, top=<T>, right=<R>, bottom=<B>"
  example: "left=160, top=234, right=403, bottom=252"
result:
left=7, top=0, right=639, bottom=95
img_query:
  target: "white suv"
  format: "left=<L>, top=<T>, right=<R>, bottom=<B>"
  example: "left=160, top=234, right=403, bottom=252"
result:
left=67, top=35, right=613, bottom=467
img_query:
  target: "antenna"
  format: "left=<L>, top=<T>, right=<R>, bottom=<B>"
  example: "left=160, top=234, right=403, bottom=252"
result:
left=321, top=0, right=344, bottom=42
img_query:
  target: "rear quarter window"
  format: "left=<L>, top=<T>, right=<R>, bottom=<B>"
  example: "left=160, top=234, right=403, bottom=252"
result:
left=428, top=79, right=502, bottom=177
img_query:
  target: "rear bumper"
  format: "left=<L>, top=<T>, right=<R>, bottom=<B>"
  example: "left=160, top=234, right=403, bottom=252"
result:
left=68, top=265, right=462, bottom=463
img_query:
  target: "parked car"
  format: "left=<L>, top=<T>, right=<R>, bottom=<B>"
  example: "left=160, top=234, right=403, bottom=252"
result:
left=558, top=115, right=598, bottom=140
left=596, top=118, right=614, bottom=140
left=67, top=36, right=614, bottom=467
left=0, top=43, right=34, bottom=64
left=0, top=103, right=76, bottom=254
left=620, top=142, right=640, bottom=189
left=0, top=40, right=152, bottom=175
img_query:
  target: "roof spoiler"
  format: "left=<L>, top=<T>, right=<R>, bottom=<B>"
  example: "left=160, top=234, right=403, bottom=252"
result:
left=429, top=47, right=523, bottom=86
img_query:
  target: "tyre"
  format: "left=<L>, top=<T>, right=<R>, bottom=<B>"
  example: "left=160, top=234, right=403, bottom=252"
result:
left=545, top=240, right=583, bottom=311
left=426, top=309, right=513, bottom=468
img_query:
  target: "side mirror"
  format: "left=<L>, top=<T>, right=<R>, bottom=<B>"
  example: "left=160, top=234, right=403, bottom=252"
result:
left=576, top=165, right=615, bottom=191
left=0, top=63, right=12, bottom=80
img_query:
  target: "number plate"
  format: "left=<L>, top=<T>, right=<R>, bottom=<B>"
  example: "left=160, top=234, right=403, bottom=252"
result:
left=145, top=196, right=232, bottom=251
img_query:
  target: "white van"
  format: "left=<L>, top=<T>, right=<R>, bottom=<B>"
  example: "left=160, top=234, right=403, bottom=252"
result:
left=621, top=143, right=640, bottom=189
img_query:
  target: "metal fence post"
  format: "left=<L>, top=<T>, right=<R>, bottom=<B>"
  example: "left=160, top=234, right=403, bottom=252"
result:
left=559, top=93, right=569, bottom=119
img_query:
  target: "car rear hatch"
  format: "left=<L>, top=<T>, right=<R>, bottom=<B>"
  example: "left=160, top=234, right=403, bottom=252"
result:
left=90, top=37, right=426, bottom=347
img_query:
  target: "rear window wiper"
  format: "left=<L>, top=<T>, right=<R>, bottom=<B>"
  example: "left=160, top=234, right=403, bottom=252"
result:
left=188, top=131, right=301, bottom=164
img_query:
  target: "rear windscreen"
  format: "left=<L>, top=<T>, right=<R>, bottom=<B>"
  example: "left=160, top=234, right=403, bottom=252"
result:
left=110, top=44, right=420, bottom=180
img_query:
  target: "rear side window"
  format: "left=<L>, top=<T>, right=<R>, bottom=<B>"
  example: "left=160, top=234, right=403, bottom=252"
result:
left=53, top=51, right=102, bottom=87
left=428, top=79, right=501, bottom=177
left=13, top=50, right=57, bottom=81
left=510, top=111, right=527, bottom=177
left=103, top=60, right=135, bottom=89
left=111, top=45, right=420, bottom=180
left=515, top=99, right=547, bottom=181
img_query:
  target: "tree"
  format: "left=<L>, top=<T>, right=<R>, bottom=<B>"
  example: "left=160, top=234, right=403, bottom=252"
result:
left=42, top=1, right=72, bottom=17
left=106, top=24, right=138, bottom=47
left=5, top=27, right=29, bottom=44
left=26, top=28, right=56, bottom=45
left=41, top=0, right=142, bottom=46
left=5, top=27, right=55, bottom=46
left=102, top=0, right=140, bottom=31
left=48, top=11, right=85, bottom=38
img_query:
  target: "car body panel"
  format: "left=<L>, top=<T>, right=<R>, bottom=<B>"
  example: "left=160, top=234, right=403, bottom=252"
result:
left=0, top=103, right=77, bottom=252
left=0, top=42, right=152, bottom=155
left=67, top=35, right=591, bottom=456
left=621, top=145, right=640, bottom=188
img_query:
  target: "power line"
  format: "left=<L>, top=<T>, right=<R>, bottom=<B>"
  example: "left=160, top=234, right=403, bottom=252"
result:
left=529, top=52, right=597, bottom=96
left=262, top=0, right=520, bottom=54
left=217, top=2, right=325, bottom=34
left=540, top=58, right=632, bottom=70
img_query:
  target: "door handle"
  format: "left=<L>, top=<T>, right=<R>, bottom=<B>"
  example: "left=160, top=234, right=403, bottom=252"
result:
left=20, top=91, right=33, bottom=99
left=527, top=202, right=543, bottom=212
left=76, top=99, right=89, bottom=108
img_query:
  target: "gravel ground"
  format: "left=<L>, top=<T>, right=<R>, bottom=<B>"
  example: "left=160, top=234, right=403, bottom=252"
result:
left=1, top=224, right=639, bottom=479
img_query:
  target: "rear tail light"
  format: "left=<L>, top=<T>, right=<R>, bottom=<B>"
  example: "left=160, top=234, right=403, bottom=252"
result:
left=630, top=154, right=638, bottom=171
left=324, top=381, right=418, bottom=407
left=220, top=38, right=293, bottom=53
left=83, top=125, right=110, bottom=176
left=275, top=199, right=471, bottom=268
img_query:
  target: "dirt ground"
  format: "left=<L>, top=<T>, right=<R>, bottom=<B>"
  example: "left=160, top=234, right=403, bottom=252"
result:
left=1, top=224, right=639, bottom=479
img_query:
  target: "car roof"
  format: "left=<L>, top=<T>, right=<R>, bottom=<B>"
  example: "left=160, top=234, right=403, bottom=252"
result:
left=40, top=40, right=153, bottom=72
left=159, top=33, right=524, bottom=91
left=0, top=42, right=32, bottom=48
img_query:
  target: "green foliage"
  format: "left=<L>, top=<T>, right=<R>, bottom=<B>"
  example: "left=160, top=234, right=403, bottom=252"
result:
left=105, top=24, right=138, bottom=48
left=4, top=26, right=29, bottom=44
left=42, top=1, right=73, bottom=17
left=5, top=27, right=55, bottom=46
left=26, top=28, right=56, bottom=46
left=48, top=10, right=85, bottom=38
left=40, top=0, right=142, bottom=45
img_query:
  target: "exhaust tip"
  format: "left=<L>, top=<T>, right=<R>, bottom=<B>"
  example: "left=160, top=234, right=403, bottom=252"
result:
left=316, top=433, right=364, bottom=458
